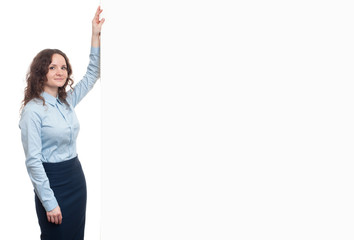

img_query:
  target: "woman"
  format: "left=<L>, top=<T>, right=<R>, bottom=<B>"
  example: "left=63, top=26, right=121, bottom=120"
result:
left=19, top=6, right=104, bottom=240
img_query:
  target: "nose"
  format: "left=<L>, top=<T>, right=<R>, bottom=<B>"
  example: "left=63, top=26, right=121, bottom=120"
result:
left=56, top=69, right=65, bottom=76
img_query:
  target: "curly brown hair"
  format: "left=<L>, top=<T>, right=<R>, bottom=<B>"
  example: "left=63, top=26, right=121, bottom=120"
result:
left=21, top=49, right=74, bottom=109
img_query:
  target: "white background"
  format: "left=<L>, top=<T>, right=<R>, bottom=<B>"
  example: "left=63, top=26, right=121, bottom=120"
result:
left=101, top=1, right=354, bottom=240
left=2, top=0, right=354, bottom=240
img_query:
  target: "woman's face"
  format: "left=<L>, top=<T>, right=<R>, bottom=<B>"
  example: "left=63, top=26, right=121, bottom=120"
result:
left=44, top=53, right=68, bottom=91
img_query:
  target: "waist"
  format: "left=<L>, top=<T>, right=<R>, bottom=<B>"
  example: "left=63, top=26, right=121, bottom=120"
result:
left=42, top=156, right=81, bottom=174
left=41, top=145, right=78, bottom=163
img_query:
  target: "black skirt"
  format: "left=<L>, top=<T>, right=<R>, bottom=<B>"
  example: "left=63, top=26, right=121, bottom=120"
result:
left=35, top=156, right=87, bottom=240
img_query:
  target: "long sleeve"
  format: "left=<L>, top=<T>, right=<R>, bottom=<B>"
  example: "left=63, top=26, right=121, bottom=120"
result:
left=19, top=106, right=58, bottom=212
left=67, top=47, right=100, bottom=108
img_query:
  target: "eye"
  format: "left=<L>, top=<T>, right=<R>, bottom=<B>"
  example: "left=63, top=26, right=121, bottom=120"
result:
left=49, top=66, right=55, bottom=70
left=61, top=66, right=67, bottom=70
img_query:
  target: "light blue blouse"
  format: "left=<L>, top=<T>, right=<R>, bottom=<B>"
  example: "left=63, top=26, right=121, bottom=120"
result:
left=19, top=47, right=100, bottom=211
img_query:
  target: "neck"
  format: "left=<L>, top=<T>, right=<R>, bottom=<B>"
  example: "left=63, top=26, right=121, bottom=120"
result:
left=43, top=87, right=58, bottom=98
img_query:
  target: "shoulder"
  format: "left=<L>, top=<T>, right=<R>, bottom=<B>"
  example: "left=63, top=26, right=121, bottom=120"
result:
left=24, top=98, right=46, bottom=111
left=66, top=89, right=74, bottom=103
left=20, top=99, right=46, bottom=121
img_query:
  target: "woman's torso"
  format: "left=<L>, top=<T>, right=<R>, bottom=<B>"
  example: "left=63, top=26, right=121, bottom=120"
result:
left=23, top=91, right=80, bottom=163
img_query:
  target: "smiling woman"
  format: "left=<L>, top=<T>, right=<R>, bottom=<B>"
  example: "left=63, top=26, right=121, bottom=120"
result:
left=18, top=6, right=104, bottom=240
left=22, top=49, right=74, bottom=108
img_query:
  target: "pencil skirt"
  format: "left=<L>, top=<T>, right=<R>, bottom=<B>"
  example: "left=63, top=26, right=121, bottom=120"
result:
left=35, top=156, right=87, bottom=240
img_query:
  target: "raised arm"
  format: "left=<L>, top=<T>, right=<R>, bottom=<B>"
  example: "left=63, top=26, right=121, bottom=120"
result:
left=91, top=6, right=105, bottom=48
left=67, top=6, right=105, bottom=107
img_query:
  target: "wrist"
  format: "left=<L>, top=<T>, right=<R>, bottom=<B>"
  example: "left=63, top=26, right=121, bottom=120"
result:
left=92, top=33, right=100, bottom=38
left=91, top=35, right=101, bottom=48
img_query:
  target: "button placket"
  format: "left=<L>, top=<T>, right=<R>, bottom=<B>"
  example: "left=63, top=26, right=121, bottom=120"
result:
left=56, top=103, right=73, bottom=157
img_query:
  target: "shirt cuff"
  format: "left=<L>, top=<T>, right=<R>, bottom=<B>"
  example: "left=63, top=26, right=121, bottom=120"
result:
left=90, top=46, right=100, bottom=55
left=42, top=198, right=59, bottom=212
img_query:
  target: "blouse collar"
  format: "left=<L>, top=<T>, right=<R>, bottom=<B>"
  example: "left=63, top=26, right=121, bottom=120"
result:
left=41, top=92, right=63, bottom=106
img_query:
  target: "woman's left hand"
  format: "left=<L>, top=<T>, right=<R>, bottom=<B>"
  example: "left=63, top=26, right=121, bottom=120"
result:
left=92, top=6, right=105, bottom=37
